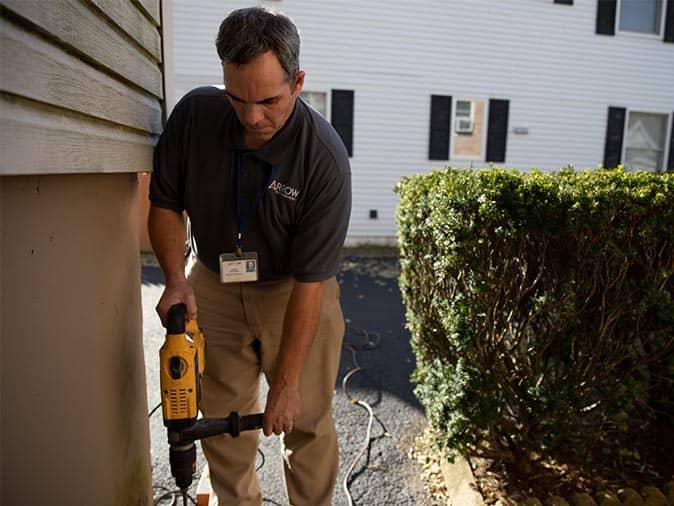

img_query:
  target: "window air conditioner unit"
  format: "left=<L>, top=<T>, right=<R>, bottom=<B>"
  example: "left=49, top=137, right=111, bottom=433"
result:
left=455, top=118, right=474, bottom=134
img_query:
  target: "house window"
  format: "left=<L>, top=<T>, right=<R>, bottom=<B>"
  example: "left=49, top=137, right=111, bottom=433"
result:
left=451, top=99, right=486, bottom=160
left=618, top=0, right=664, bottom=36
left=623, top=111, right=669, bottom=171
left=455, top=100, right=474, bottom=133
left=300, top=91, right=327, bottom=117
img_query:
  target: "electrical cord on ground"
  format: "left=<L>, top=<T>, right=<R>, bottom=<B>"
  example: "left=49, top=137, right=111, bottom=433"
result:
left=149, top=402, right=162, bottom=418
left=256, top=447, right=265, bottom=471
left=152, top=486, right=197, bottom=506
left=341, top=323, right=390, bottom=506
left=152, top=485, right=172, bottom=505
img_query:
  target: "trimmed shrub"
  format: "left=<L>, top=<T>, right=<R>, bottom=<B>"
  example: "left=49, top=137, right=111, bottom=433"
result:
left=396, top=167, right=674, bottom=472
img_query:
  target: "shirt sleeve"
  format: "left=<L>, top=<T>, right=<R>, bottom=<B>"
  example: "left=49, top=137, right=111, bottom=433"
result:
left=291, top=165, right=352, bottom=282
left=149, top=98, right=189, bottom=213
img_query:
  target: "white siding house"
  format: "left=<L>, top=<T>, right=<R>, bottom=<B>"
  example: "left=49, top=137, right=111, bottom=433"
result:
left=165, top=0, right=674, bottom=245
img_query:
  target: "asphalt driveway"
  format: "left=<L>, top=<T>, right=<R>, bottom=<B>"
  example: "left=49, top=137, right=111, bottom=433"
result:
left=142, top=254, right=431, bottom=505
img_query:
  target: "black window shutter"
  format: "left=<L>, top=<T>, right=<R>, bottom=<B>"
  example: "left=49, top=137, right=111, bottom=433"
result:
left=486, top=99, right=509, bottom=163
left=596, top=0, right=617, bottom=35
left=603, top=106, right=626, bottom=168
left=554, top=0, right=573, bottom=5
left=665, top=0, right=674, bottom=42
left=331, top=90, right=354, bottom=156
left=667, top=112, right=674, bottom=172
left=428, top=95, right=452, bottom=160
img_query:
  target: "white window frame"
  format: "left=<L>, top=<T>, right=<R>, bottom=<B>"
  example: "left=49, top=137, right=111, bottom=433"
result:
left=620, top=108, right=672, bottom=173
left=616, top=0, right=667, bottom=40
left=300, top=90, right=331, bottom=120
left=450, top=97, right=488, bottom=162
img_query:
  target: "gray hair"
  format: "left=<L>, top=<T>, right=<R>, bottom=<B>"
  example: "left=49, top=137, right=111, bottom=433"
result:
left=215, top=7, right=300, bottom=81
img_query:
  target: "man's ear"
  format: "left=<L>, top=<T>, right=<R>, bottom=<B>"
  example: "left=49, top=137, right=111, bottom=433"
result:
left=293, top=70, right=306, bottom=96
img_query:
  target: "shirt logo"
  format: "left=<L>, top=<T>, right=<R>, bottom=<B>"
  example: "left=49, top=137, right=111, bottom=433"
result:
left=268, top=180, right=300, bottom=201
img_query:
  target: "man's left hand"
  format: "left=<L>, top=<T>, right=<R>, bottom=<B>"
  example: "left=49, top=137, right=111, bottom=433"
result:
left=263, top=380, right=300, bottom=436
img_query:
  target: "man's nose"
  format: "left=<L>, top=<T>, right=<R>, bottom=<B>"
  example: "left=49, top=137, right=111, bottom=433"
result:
left=244, top=105, right=264, bottom=127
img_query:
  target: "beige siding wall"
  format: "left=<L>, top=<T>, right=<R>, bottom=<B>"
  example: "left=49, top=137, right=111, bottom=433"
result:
left=1, top=174, right=151, bottom=506
left=0, top=0, right=162, bottom=175
left=138, top=172, right=153, bottom=251
left=0, top=1, right=162, bottom=504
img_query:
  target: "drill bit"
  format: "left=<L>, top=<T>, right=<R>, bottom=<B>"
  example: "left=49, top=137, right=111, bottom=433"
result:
left=181, top=489, right=188, bottom=506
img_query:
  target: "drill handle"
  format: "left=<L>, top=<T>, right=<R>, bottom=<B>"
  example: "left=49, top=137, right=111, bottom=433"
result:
left=238, top=413, right=265, bottom=434
left=169, top=412, right=264, bottom=445
left=166, top=303, right=187, bottom=334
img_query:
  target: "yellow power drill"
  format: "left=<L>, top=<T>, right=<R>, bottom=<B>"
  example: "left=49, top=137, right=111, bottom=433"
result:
left=160, top=303, right=264, bottom=505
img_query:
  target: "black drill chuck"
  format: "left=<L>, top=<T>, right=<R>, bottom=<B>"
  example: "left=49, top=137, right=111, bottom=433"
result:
left=169, top=443, right=196, bottom=490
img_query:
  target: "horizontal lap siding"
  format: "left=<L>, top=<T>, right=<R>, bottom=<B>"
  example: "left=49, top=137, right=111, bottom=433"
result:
left=1, top=94, right=156, bottom=174
left=169, top=0, right=674, bottom=241
left=0, top=0, right=163, bottom=175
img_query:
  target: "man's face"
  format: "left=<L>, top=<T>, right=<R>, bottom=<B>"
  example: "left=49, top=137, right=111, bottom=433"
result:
left=223, top=51, right=304, bottom=148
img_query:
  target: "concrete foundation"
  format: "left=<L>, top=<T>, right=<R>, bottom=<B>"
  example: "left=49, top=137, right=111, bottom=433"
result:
left=1, top=173, right=152, bottom=505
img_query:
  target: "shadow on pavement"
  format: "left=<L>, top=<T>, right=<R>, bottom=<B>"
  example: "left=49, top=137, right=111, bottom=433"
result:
left=142, top=264, right=164, bottom=286
left=337, top=258, right=422, bottom=411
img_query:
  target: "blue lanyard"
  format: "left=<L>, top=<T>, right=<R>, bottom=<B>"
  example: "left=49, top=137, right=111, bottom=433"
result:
left=234, top=151, right=278, bottom=255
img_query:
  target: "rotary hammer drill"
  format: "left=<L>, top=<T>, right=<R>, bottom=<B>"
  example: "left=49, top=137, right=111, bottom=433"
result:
left=160, top=303, right=264, bottom=504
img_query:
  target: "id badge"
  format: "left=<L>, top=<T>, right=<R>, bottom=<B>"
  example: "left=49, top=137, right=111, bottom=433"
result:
left=219, top=252, right=258, bottom=283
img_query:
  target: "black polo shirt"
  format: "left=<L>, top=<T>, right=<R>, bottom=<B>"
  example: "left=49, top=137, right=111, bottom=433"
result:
left=150, top=86, right=352, bottom=282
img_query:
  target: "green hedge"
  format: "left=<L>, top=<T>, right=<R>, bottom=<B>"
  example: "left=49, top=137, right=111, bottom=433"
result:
left=396, top=167, right=674, bottom=471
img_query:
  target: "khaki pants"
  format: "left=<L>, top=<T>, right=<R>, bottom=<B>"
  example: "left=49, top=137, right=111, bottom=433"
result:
left=188, top=261, right=344, bottom=506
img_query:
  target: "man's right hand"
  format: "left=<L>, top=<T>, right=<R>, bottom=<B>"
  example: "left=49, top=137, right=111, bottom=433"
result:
left=156, top=280, right=198, bottom=327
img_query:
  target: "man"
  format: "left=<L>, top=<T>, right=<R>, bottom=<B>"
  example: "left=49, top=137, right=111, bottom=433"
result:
left=148, top=7, right=351, bottom=506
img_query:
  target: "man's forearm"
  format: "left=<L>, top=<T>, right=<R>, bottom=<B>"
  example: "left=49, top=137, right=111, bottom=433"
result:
left=148, top=205, right=188, bottom=283
left=273, top=280, right=325, bottom=387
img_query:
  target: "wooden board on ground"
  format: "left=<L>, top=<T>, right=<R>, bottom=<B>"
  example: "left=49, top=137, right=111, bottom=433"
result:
left=196, top=464, right=213, bottom=506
